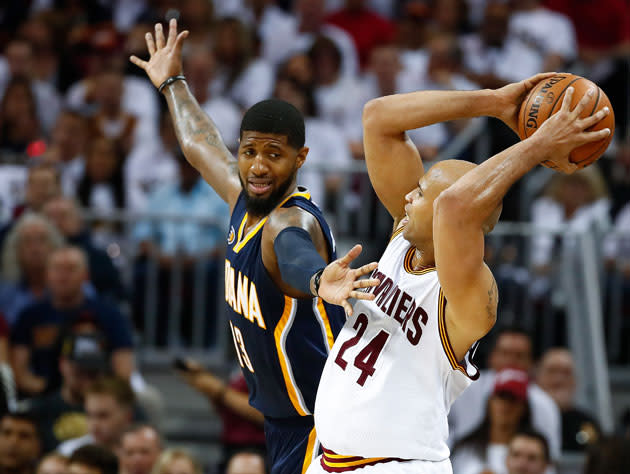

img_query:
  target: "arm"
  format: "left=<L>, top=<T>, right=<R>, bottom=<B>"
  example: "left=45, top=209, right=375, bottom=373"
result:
left=10, top=346, right=45, bottom=395
left=130, top=19, right=241, bottom=210
left=434, top=88, right=611, bottom=360
left=362, top=73, right=558, bottom=225
left=111, top=349, right=135, bottom=381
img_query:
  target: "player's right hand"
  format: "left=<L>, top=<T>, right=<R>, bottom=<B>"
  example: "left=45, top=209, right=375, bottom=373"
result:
left=532, top=86, right=611, bottom=174
left=129, top=18, right=189, bottom=90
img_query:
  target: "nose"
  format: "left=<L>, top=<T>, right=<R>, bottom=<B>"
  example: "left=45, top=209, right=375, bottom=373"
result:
left=405, top=189, right=415, bottom=203
left=250, top=153, right=269, bottom=176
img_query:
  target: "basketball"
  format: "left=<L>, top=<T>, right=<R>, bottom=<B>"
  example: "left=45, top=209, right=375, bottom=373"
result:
left=517, top=73, right=615, bottom=169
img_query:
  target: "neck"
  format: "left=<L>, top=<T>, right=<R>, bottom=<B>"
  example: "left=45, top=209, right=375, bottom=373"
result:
left=60, top=384, right=82, bottom=405
left=25, top=271, right=46, bottom=294
left=52, top=292, right=84, bottom=309
left=489, top=422, right=516, bottom=444
left=411, top=247, right=435, bottom=270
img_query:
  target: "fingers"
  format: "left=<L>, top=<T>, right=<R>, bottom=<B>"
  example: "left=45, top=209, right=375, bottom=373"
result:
left=129, top=55, right=148, bottom=69
left=145, top=32, right=156, bottom=56
left=338, top=244, right=362, bottom=266
left=173, top=30, right=190, bottom=57
left=524, top=72, right=557, bottom=88
left=579, top=106, right=610, bottom=129
left=341, top=300, right=353, bottom=317
left=155, top=22, right=166, bottom=50
left=355, top=262, right=378, bottom=277
left=354, top=277, right=380, bottom=289
left=167, top=18, right=178, bottom=47
left=580, top=127, right=611, bottom=144
left=570, top=88, right=595, bottom=118
left=352, top=291, right=376, bottom=301
left=560, top=86, right=574, bottom=112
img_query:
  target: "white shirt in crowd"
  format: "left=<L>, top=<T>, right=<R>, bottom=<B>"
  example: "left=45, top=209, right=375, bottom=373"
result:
left=211, top=58, right=274, bottom=110
left=200, top=96, right=242, bottom=152
left=57, top=433, right=94, bottom=457
left=448, top=370, right=562, bottom=461
left=451, top=444, right=509, bottom=474
left=0, top=165, right=27, bottom=224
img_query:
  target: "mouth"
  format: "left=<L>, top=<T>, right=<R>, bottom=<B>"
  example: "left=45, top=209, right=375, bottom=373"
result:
left=247, top=178, right=273, bottom=195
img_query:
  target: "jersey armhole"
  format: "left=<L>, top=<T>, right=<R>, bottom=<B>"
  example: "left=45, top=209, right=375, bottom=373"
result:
left=437, top=288, right=480, bottom=381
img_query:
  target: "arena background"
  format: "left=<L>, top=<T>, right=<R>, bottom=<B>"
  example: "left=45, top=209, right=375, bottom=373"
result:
left=0, top=0, right=628, bottom=473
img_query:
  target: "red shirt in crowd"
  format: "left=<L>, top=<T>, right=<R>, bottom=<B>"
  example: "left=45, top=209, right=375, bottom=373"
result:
left=545, top=0, right=630, bottom=50
left=325, top=7, right=396, bottom=68
left=219, top=373, right=266, bottom=447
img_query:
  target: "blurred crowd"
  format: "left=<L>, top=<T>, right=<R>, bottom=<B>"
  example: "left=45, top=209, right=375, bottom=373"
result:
left=0, top=0, right=628, bottom=473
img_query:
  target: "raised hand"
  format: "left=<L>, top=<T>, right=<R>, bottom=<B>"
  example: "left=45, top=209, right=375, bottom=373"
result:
left=535, top=86, right=611, bottom=174
left=129, top=18, right=189, bottom=90
left=493, top=72, right=557, bottom=133
left=317, top=245, right=380, bottom=317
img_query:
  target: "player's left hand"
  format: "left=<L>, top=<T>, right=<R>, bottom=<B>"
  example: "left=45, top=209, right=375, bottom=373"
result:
left=317, top=244, right=380, bottom=317
left=493, top=72, right=558, bottom=134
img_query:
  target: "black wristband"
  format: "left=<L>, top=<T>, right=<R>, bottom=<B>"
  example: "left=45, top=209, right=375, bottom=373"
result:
left=158, top=75, right=186, bottom=94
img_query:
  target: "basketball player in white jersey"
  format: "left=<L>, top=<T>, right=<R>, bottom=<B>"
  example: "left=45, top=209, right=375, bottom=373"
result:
left=310, top=75, right=611, bottom=473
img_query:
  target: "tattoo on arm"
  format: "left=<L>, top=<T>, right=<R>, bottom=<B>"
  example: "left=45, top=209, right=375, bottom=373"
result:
left=486, top=279, right=498, bottom=320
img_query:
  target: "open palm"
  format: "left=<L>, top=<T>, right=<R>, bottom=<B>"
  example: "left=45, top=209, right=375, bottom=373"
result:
left=317, top=245, right=380, bottom=316
left=129, top=18, right=189, bottom=89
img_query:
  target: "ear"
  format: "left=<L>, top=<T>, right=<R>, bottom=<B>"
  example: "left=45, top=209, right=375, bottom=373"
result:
left=295, top=146, right=309, bottom=170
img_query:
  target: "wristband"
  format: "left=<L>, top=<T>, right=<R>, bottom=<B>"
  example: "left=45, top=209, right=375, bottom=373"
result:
left=158, top=75, right=186, bottom=94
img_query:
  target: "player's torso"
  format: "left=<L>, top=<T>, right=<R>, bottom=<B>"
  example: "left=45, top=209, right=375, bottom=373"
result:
left=314, top=228, right=478, bottom=461
left=225, top=190, right=344, bottom=419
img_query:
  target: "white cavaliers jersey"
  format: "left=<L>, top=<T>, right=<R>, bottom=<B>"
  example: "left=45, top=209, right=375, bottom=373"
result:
left=314, top=228, right=479, bottom=461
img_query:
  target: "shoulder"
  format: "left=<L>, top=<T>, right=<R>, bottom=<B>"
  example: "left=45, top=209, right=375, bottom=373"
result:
left=265, top=205, right=321, bottom=239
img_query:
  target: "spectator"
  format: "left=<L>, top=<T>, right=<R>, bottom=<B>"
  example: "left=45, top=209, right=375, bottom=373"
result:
left=0, top=76, right=43, bottom=156
left=0, top=312, right=14, bottom=417
left=536, top=348, right=601, bottom=451
left=505, top=430, right=550, bottom=474
left=449, top=326, right=561, bottom=461
left=89, top=69, right=138, bottom=155
left=0, top=410, right=42, bottom=474
left=123, top=108, right=178, bottom=213
left=132, top=152, right=229, bottom=346
left=42, top=196, right=125, bottom=301
left=325, top=0, right=396, bottom=68
left=11, top=246, right=135, bottom=396
left=58, top=377, right=134, bottom=457
left=211, top=17, right=274, bottom=109
left=184, top=46, right=242, bottom=152
left=45, top=110, right=88, bottom=197
left=0, top=37, right=62, bottom=134
left=583, top=435, right=630, bottom=474
left=499, top=0, right=577, bottom=81
left=67, top=444, right=118, bottom=474
left=176, top=360, right=265, bottom=465
left=451, top=368, right=534, bottom=474
left=25, top=332, right=108, bottom=452
left=0, top=213, right=63, bottom=326
left=16, top=17, right=61, bottom=89
left=151, top=449, right=202, bottom=474
left=120, top=424, right=162, bottom=474
left=36, top=453, right=67, bottom=474
left=225, top=451, right=266, bottom=474
left=76, top=136, right=126, bottom=213
left=177, top=0, right=215, bottom=47
left=273, top=74, right=352, bottom=211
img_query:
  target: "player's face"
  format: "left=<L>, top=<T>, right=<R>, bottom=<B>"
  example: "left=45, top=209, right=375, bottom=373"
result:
left=402, top=175, right=443, bottom=246
left=505, top=436, right=548, bottom=474
left=238, top=131, right=307, bottom=216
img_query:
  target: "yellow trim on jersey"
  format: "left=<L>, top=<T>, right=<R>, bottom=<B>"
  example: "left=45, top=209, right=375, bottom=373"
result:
left=437, top=288, right=470, bottom=377
left=403, top=247, right=436, bottom=275
left=232, top=190, right=312, bottom=253
left=301, top=427, right=318, bottom=474
left=274, top=296, right=310, bottom=416
left=315, top=298, right=335, bottom=350
left=389, top=224, right=405, bottom=242
left=322, top=457, right=389, bottom=468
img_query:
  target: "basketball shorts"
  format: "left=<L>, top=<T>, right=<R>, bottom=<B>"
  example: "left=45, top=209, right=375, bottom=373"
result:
left=264, top=415, right=320, bottom=474
left=305, top=451, right=453, bottom=474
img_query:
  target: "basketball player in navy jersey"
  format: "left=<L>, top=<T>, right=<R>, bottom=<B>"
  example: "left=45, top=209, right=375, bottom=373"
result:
left=131, top=20, right=379, bottom=474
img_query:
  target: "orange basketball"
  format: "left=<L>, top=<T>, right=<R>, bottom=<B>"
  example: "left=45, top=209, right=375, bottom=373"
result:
left=517, top=73, right=615, bottom=169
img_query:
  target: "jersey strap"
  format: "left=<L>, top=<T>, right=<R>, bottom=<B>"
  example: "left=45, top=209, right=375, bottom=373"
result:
left=320, top=447, right=409, bottom=472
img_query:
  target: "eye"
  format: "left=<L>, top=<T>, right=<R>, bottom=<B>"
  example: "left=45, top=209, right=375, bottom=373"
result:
left=243, top=148, right=255, bottom=156
left=268, top=151, right=280, bottom=159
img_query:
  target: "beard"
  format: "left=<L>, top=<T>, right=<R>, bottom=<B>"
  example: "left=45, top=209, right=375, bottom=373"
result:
left=240, top=170, right=297, bottom=217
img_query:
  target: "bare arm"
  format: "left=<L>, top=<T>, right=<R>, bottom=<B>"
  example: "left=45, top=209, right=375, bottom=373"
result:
left=10, top=346, right=45, bottom=395
left=130, top=19, right=241, bottom=209
left=434, top=88, right=611, bottom=359
left=362, top=73, right=558, bottom=224
left=111, top=349, right=135, bottom=381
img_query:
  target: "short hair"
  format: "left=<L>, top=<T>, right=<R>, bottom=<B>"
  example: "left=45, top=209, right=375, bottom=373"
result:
left=37, top=453, right=68, bottom=473
left=69, top=445, right=118, bottom=474
left=48, top=245, right=89, bottom=271
left=121, top=423, right=162, bottom=448
left=510, top=429, right=550, bottom=462
left=28, top=162, right=61, bottom=184
left=86, top=377, right=135, bottom=409
left=240, top=99, right=305, bottom=149
left=491, top=325, right=531, bottom=347
left=152, top=449, right=202, bottom=474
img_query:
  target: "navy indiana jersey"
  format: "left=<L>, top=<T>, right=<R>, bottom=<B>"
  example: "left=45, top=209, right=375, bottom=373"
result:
left=224, top=188, right=345, bottom=418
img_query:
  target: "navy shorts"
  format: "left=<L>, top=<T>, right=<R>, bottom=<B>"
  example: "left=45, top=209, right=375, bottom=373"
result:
left=264, top=415, right=319, bottom=474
